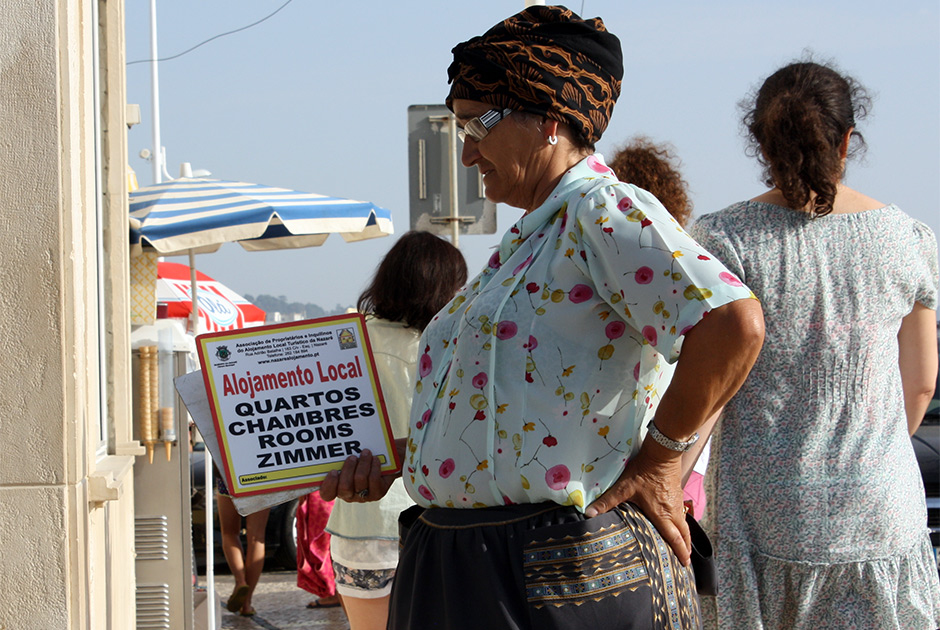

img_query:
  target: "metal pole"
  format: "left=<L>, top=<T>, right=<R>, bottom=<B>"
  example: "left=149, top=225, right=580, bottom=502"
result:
left=148, top=0, right=163, bottom=184
left=447, top=114, right=460, bottom=248
left=188, top=250, right=199, bottom=337
left=188, top=247, right=213, bottom=630
left=204, top=449, right=215, bottom=630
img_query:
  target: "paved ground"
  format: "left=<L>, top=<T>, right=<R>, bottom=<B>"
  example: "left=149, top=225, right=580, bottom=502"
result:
left=202, top=569, right=349, bottom=630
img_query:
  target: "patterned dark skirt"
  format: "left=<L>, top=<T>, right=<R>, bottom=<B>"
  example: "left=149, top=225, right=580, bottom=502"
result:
left=388, top=501, right=702, bottom=630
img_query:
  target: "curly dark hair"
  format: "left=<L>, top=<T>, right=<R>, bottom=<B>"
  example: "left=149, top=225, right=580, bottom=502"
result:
left=357, top=231, right=468, bottom=331
left=608, top=136, right=692, bottom=227
left=741, top=58, right=872, bottom=217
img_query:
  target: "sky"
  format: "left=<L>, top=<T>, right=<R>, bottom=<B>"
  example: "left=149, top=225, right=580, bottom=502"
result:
left=124, top=1, right=940, bottom=311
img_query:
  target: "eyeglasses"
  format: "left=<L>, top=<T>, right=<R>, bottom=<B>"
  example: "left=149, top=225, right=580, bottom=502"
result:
left=457, top=108, right=514, bottom=143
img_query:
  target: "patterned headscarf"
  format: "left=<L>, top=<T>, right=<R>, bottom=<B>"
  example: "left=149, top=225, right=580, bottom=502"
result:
left=446, top=5, right=623, bottom=145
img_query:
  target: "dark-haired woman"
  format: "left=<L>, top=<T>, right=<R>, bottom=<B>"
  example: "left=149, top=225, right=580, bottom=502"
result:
left=324, top=231, right=466, bottom=630
left=692, top=60, right=940, bottom=628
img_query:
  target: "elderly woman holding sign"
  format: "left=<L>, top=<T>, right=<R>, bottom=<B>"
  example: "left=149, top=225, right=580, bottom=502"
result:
left=322, top=7, right=764, bottom=629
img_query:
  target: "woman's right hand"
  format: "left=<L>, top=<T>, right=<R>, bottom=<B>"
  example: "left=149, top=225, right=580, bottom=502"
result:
left=590, top=297, right=763, bottom=563
left=318, top=439, right=406, bottom=503
left=585, top=439, right=691, bottom=566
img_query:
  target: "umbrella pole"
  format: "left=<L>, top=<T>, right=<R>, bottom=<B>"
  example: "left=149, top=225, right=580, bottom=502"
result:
left=189, top=250, right=199, bottom=336
left=205, top=448, right=215, bottom=626
left=188, top=248, right=214, bottom=626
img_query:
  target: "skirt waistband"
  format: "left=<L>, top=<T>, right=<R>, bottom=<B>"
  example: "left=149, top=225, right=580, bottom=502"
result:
left=414, top=501, right=575, bottom=530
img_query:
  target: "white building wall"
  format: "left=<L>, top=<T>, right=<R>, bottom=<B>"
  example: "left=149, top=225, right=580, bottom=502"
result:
left=0, top=1, right=138, bottom=628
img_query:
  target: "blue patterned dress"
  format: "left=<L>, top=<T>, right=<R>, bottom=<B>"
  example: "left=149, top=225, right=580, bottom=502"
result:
left=691, top=201, right=940, bottom=629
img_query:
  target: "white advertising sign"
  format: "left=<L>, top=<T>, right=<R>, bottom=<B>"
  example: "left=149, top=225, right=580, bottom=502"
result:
left=196, top=313, right=399, bottom=497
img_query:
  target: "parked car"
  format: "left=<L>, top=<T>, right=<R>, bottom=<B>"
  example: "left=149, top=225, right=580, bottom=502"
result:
left=913, top=417, right=939, bottom=571
left=913, top=331, right=940, bottom=572
left=190, top=442, right=301, bottom=571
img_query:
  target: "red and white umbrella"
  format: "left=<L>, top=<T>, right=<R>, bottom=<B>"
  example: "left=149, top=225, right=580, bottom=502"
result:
left=157, top=261, right=265, bottom=333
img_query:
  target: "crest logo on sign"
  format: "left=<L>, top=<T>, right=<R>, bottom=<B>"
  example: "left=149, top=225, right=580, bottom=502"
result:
left=338, top=328, right=358, bottom=350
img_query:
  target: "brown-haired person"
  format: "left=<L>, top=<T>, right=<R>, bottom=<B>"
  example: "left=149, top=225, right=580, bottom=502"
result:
left=608, top=136, right=692, bottom=228
left=323, top=231, right=466, bottom=630
left=691, top=60, right=940, bottom=628
left=323, top=7, right=764, bottom=629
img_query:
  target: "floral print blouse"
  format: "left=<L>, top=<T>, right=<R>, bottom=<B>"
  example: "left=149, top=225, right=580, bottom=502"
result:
left=403, top=155, right=756, bottom=510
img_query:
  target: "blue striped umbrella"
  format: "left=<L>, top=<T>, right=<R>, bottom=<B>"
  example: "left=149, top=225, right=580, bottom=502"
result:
left=130, top=176, right=394, bottom=335
left=129, top=177, right=394, bottom=255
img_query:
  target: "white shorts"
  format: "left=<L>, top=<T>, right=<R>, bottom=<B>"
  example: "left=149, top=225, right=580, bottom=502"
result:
left=330, top=537, right=399, bottom=599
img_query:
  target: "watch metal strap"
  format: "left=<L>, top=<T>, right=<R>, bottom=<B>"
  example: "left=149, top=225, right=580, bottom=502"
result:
left=646, top=420, right=699, bottom=452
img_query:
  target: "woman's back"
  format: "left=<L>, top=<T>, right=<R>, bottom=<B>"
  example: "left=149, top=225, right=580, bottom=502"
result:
left=695, top=57, right=940, bottom=630
left=693, top=200, right=935, bottom=562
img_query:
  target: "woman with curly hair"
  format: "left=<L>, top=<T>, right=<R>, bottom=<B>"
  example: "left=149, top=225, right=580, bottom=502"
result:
left=692, top=59, right=940, bottom=629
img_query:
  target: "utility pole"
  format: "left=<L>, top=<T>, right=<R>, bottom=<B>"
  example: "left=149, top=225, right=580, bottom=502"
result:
left=148, top=0, right=163, bottom=184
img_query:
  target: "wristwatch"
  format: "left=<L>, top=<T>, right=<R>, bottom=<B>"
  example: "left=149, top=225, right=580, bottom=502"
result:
left=646, top=420, right=700, bottom=453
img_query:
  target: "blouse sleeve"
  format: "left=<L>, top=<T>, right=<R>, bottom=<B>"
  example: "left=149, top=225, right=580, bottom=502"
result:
left=575, top=182, right=756, bottom=361
left=911, top=219, right=939, bottom=310
left=689, top=210, right=747, bottom=281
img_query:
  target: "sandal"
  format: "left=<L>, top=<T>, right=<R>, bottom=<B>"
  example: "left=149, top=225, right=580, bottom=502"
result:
left=225, top=585, right=250, bottom=613
left=306, top=595, right=341, bottom=608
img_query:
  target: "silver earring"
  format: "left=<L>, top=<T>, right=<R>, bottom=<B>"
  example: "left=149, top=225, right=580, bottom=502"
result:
left=547, top=135, right=558, bottom=145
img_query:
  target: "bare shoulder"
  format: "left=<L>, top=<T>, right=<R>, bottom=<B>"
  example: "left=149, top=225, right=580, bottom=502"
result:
left=749, top=189, right=788, bottom=207
left=831, top=185, right=886, bottom=213
left=749, top=186, right=887, bottom=213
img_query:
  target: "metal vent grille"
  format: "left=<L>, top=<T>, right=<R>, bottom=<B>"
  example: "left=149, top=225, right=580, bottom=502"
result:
left=136, top=583, right=170, bottom=630
left=135, top=515, right=169, bottom=561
